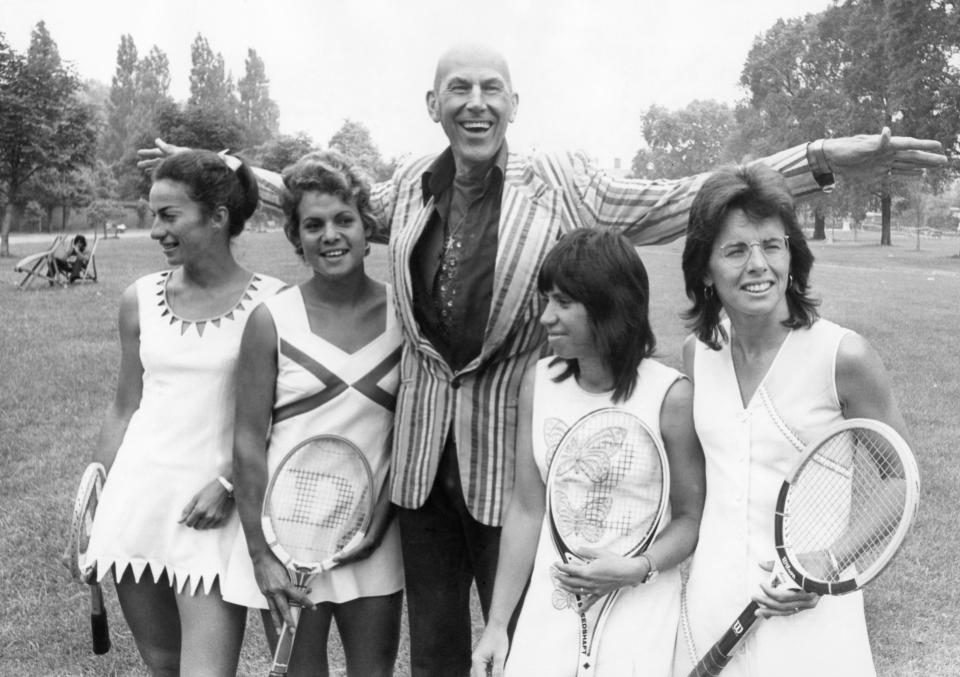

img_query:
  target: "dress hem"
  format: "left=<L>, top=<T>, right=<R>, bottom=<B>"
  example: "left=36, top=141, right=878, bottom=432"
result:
left=95, top=556, right=224, bottom=596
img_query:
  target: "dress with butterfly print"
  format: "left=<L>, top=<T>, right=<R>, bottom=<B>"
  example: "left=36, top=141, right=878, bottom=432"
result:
left=503, top=356, right=685, bottom=677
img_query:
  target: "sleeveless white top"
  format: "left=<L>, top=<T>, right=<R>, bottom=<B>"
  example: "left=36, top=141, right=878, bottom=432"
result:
left=221, top=285, right=404, bottom=606
left=506, top=357, right=685, bottom=677
left=87, top=270, right=284, bottom=595
left=674, top=318, right=876, bottom=677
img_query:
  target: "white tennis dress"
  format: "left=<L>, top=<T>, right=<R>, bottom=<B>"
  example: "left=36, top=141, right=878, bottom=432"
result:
left=505, top=357, right=685, bottom=677
left=87, top=270, right=284, bottom=595
left=674, top=318, right=876, bottom=677
left=220, top=285, right=404, bottom=606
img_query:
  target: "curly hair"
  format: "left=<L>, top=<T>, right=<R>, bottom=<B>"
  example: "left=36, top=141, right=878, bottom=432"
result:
left=682, top=163, right=819, bottom=350
left=537, top=229, right=656, bottom=404
left=152, top=150, right=259, bottom=238
left=279, top=151, right=378, bottom=258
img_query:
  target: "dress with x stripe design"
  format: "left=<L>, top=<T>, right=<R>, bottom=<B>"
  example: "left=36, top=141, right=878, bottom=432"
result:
left=221, top=285, right=404, bottom=607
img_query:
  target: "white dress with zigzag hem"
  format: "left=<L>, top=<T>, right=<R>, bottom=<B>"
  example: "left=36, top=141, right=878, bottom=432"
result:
left=86, top=269, right=285, bottom=595
left=220, top=284, right=404, bottom=607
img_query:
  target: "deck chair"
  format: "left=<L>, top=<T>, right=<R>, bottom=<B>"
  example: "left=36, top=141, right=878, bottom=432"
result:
left=13, top=234, right=64, bottom=289
left=14, top=232, right=99, bottom=289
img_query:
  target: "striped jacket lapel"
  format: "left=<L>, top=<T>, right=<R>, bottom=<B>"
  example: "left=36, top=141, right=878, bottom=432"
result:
left=474, top=155, right=560, bottom=366
left=389, top=170, right=449, bottom=372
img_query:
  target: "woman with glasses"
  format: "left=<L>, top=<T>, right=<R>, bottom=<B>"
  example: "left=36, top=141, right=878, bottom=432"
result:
left=672, top=163, right=909, bottom=677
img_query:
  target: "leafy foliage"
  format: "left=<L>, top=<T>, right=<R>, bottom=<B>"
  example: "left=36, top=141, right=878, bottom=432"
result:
left=631, top=100, right=736, bottom=179
left=0, top=23, right=97, bottom=255
left=238, top=49, right=280, bottom=148
left=734, top=2, right=960, bottom=243
left=328, top=119, right=395, bottom=182
left=246, top=132, right=318, bottom=173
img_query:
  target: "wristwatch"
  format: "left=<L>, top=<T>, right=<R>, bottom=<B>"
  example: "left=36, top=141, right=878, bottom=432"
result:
left=638, top=553, right=659, bottom=584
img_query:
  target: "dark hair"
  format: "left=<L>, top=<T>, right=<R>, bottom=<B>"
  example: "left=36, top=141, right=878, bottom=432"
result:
left=682, top=163, right=819, bottom=350
left=537, top=229, right=656, bottom=403
left=152, top=150, right=259, bottom=238
left=279, top=151, right=378, bottom=258
left=72, top=234, right=87, bottom=251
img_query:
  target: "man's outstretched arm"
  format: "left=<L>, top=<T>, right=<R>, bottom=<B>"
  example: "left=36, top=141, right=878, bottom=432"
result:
left=136, top=139, right=397, bottom=240
left=555, top=127, right=947, bottom=245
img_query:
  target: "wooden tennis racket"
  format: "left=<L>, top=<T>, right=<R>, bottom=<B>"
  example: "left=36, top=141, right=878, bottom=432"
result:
left=687, top=418, right=920, bottom=676
left=546, top=408, right=670, bottom=677
left=262, top=435, right=375, bottom=677
left=68, top=461, right=110, bottom=655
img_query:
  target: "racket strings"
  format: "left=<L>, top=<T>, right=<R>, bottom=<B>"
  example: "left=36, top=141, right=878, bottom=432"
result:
left=549, top=414, right=665, bottom=557
left=783, top=429, right=907, bottom=583
left=268, top=458, right=371, bottom=562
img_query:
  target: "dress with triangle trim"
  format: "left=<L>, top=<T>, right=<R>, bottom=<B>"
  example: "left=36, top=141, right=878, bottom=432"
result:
left=86, top=269, right=285, bottom=595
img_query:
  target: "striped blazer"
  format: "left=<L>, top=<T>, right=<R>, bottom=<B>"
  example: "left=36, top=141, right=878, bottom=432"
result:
left=365, top=144, right=822, bottom=526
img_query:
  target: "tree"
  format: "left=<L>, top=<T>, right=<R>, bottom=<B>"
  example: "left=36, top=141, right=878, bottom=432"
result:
left=237, top=49, right=279, bottom=147
left=0, top=23, right=97, bottom=255
left=101, top=36, right=173, bottom=200
left=328, top=119, right=393, bottom=182
left=156, top=100, right=246, bottom=153
left=733, top=12, right=853, bottom=239
left=103, top=34, right=138, bottom=165
left=247, top=132, right=317, bottom=172
left=87, top=197, right=128, bottom=237
left=136, top=45, right=171, bottom=117
left=189, top=34, right=235, bottom=112
left=838, top=0, right=960, bottom=244
left=630, top=100, right=736, bottom=179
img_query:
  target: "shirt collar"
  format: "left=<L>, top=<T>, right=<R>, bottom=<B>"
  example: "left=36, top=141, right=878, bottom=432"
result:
left=422, top=144, right=508, bottom=204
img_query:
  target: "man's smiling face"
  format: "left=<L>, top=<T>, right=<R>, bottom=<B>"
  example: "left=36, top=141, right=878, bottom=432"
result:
left=427, top=45, right=518, bottom=175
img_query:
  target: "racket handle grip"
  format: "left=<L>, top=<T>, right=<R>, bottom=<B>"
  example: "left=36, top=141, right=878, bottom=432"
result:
left=688, top=601, right=760, bottom=677
left=268, top=605, right=303, bottom=677
left=90, top=584, right=110, bottom=655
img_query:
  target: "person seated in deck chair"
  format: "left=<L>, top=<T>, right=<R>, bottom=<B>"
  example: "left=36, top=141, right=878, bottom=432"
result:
left=50, top=234, right=89, bottom=283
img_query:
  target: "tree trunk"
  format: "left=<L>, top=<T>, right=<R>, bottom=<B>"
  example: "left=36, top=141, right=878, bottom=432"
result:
left=46, top=205, right=55, bottom=233
left=1, top=203, right=25, bottom=257
left=880, top=191, right=892, bottom=246
left=0, top=205, right=8, bottom=258
left=62, top=203, right=71, bottom=231
left=812, top=206, right=826, bottom=240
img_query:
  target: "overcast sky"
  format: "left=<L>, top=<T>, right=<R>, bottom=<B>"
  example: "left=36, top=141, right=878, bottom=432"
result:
left=2, top=0, right=834, bottom=164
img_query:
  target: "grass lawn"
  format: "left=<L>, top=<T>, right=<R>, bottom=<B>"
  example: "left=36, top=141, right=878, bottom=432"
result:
left=1, top=226, right=958, bottom=676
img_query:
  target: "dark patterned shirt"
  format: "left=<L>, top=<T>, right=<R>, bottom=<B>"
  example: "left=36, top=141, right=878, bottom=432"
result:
left=410, top=146, right=507, bottom=371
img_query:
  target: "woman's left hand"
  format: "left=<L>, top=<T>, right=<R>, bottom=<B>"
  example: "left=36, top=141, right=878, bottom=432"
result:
left=753, top=560, right=821, bottom=618
left=552, top=548, right=643, bottom=611
left=179, top=479, right=233, bottom=529
left=331, top=504, right=395, bottom=567
left=329, top=529, right=382, bottom=567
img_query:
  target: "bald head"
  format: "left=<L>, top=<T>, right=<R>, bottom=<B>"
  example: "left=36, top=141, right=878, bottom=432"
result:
left=433, top=43, right=513, bottom=92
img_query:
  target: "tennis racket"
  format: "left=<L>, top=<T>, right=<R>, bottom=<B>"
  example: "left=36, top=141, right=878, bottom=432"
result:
left=687, top=418, right=920, bottom=677
left=68, top=462, right=110, bottom=655
left=262, top=435, right=375, bottom=677
left=546, top=408, right=670, bottom=677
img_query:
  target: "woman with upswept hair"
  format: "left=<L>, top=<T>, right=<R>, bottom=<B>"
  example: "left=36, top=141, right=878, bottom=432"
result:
left=85, top=150, right=285, bottom=676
